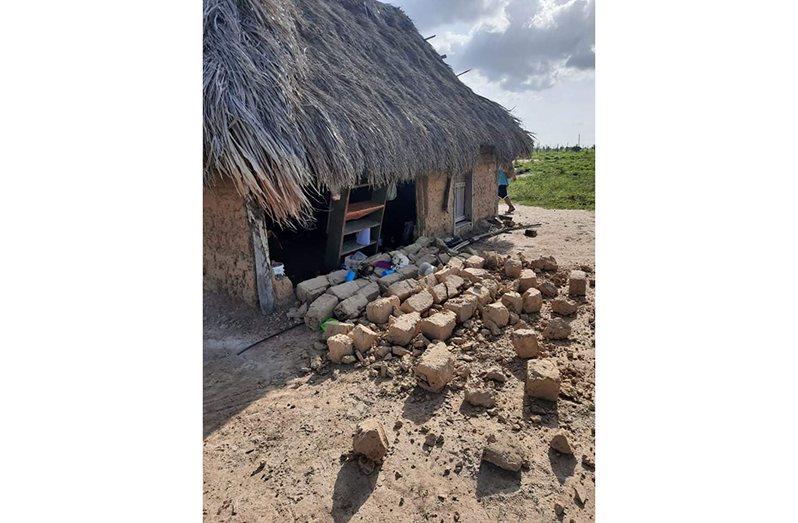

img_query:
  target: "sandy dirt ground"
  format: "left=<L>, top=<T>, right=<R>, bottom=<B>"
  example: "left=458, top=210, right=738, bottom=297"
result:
left=203, top=204, right=595, bottom=522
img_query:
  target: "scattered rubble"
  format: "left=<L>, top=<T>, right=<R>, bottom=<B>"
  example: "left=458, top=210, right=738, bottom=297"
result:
left=551, top=297, right=578, bottom=316
left=353, top=419, right=390, bottom=462
left=526, top=359, right=561, bottom=401
left=419, top=311, right=457, bottom=341
left=482, top=435, right=525, bottom=472
left=543, top=318, right=572, bottom=339
left=414, top=342, right=455, bottom=392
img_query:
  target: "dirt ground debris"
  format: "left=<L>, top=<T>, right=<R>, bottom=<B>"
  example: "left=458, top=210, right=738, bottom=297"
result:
left=204, top=205, right=595, bottom=522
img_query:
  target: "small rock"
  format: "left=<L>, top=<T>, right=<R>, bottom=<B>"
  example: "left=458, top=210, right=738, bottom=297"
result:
left=538, top=281, right=558, bottom=298
left=353, top=419, right=390, bottom=462
left=569, top=270, right=588, bottom=296
left=485, top=369, right=506, bottom=382
left=554, top=502, right=564, bottom=515
left=482, top=436, right=525, bottom=472
left=341, top=354, right=356, bottom=364
left=543, top=318, right=571, bottom=339
left=464, top=385, right=497, bottom=407
left=551, top=297, right=578, bottom=316
left=550, top=433, right=573, bottom=454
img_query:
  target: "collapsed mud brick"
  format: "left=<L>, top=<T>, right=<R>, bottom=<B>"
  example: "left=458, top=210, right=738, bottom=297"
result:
left=413, top=342, right=455, bottom=392
left=444, top=273, right=466, bottom=290
left=543, top=318, right=571, bottom=339
left=551, top=297, right=578, bottom=316
left=484, top=302, right=510, bottom=328
left=401, top=289, right=434, bottom=314
left=500, top=291, right=523, bottom=314
left=533, top=255, right=558, bottom=271
left=465, top=285, right=492, bottom=305
left=434, top=266, right=460, bottom=283
left=486, top=369, right=506, bottom=382
left=385, top=311, right=421, bottom=345
left=461, top=267, right=488, bottom=283
left=447, top=257, right=465, bottom=271
left=481, top=278, right=500, bottom=298
left=353, top=419, right=390, bottom=462
left=326, top=269, right=349, bottom=285
left=482, top=251, right=502, bottom=269
left=358, top=282, right=380, bottom=302
left=327, top=280, right=361, bottom=300
left=550, top=433, right=573, bottom=455
left=397, top=264, right=419, bottom=279
left=443, top=294, right=478, bottom=322
left=421, top=273, right=438, bottom=289
left=418, top=310, right=457, bottom=341
left=526, top=359, right=561, bottom=401
left=482, top=436, right=525, bottom=472
left=323, top=321, right=354, bottom=340
left=445, top=281, right=460, bottom=299
left=464, top=255, right=485, bottom=269
left=387, top=278, right=421, bottom=301
left=367, top=296, right=400, bottom=324
left=377, top=272, right=404, bottom=293
left=504, top=258, right=523, bottom=278
left=569, top=270, right=588, bottom=296
left=334, top=293, right=368, bottom=320
left=522, top=288, right=543, bottom=313
left=429, top=283, right=449, bottom=304
left=349, top=324, right=380, bottom=352
left=464, top=384, right=497, bottom=407
left=296, top=275, right=330, bottom=303
left=327, top=333, right=354, bottom=364
left=512, top=328, right=540, bottom=358
left=518, top=269, right=538, bottom=292
left=305, top=293, right=339, bottom=329
left=538, top=281, right=558, bottom=298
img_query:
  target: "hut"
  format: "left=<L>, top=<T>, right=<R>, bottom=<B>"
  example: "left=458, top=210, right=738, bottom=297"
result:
left=203, top=0, right=534, bottom=314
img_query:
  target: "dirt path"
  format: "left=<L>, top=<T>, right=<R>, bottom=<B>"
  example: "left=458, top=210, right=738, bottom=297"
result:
left=203, top=204, right=596, bottom=522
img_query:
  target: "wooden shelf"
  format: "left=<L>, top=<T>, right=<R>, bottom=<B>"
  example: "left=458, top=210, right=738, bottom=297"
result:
left=345, top=201, right=385, bottom=221
left=341, top=238, right=377, bottom=256
left=344, top=216, right=381, bottom=235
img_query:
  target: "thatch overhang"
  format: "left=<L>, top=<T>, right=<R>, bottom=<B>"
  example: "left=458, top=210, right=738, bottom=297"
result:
left=204, top=0, right=534, bottom=227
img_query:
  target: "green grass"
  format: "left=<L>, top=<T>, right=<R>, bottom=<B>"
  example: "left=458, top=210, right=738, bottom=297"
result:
left=509, top=149, right=595, bottom=210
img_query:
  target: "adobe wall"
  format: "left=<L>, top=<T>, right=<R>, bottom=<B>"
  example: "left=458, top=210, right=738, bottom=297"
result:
left=416, top=171, right=452, bottom=238
left=472, top=150, right=498, bottom=223
left=203, top=178, right=259, bottom=306
left=416, top=150, right=499, bottom=238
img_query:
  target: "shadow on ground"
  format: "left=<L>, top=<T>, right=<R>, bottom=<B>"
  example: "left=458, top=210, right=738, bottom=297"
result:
left=548, top=448, right=577, bottom=485
left=401, top=387, right=447, bottom=425
left=475, top=460, right=522, bottom=498
left=331, top=459, right=379, bottom=523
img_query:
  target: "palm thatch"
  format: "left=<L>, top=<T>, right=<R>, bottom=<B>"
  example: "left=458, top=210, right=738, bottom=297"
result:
left=204, top=0, right=534, bottom=227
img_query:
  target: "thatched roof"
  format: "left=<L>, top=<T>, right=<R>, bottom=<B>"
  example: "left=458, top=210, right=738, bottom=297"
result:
left=204, top=0, right=534, bottom=226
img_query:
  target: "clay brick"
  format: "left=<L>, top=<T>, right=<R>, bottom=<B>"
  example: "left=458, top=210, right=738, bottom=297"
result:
left=367, top=296, right=400, bottom=324
left=413, top=342, right=455, bottom=393
left=323, top=321, right=354, bottom=340
left=522, top=288, right=543, bottom=313
left=334, top=293, right=368, bottom=320
left=465, top=285, right=492, bottom=305
left=569, top=270, right=588, bottom=296
left=500, top=291, right=523, bottom=314
left=445, top=273, right=466, bottom=290
left=526, top=359, right=560, bottom=401
left=349, top=324, right=380, bottom=352
left=353, top=419, right=390, bottom=462
left=551, top=297, right=578, bottom=316
left=518, top=270, right=538, bottom=292
left=401, top=289, right=434, bottom=314
left=305, top=294, right=339, bottom=330
left=464, top=255, right=485, bottom=269
left=418, top=310, right=457, bottom=341
left=296, top=275, right=331, bottom=303
left=504, top=258, right=522, bottom=278
left=327, top=333, right=354, bottom=364
left=483, top=302, right=509, bottom=328
left=461, top=268, right=488, bottom=283
left=443, top=294, right=479, bottom=323
left=387, top=278, right=421, bottom=301
left=385, top=312, right=421, bottom=345
left=429, top=283, right=449, bottom=304
left=512, top=328, right=540, bottom=358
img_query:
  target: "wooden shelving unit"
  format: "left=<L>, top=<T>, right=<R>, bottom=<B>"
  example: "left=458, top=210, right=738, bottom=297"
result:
left=324, top=185, right=388, bottom=272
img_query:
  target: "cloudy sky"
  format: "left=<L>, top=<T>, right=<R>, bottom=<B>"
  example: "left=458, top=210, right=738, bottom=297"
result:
left=388, top=0, right=595, bottom=147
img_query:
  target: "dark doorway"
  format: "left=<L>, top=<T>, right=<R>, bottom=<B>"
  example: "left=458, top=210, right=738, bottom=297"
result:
left=264, top=192, right=330, bottom=284
left=381, top=182, right=416, bottom=249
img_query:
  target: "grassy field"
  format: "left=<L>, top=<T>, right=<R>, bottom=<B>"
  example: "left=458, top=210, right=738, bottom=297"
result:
left=509, top=149, right=595, bottom=210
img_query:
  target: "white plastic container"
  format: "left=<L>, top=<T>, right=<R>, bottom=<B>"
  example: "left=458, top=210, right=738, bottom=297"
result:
left=356, top=228, right=371, bottom=245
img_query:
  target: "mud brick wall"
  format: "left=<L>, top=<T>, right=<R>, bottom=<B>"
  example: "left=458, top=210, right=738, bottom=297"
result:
left=203, top=178, right=258, bottom=306
left=472, top=150, right=499, bottom=223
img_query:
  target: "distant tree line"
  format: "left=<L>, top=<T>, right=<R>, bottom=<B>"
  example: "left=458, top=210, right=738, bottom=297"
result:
left=533, top=144, right=595, bottom=152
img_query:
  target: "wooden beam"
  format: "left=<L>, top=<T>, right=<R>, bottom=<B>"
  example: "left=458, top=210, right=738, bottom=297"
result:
left=247, top=204, right=274, bottom=315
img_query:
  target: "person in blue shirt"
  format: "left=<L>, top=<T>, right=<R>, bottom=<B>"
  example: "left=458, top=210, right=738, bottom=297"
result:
left=498, top=164, right=517, bottom=213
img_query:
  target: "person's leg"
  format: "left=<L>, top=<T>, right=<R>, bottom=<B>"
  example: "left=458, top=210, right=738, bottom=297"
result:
left=504, top=196, right=516, bottom=213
